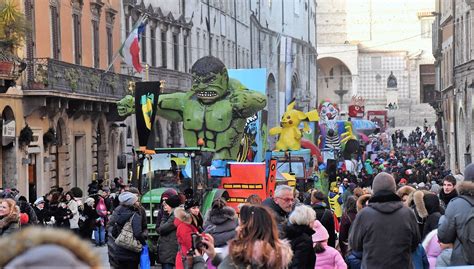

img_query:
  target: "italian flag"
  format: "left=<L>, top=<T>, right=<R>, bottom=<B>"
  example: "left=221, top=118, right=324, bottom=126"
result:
left=119, top=17, right=146, bottom=73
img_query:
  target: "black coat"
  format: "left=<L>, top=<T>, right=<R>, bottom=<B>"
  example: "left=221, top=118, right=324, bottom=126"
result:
left=107, top=205, right=145, bottom=266
left=311, top=203, right=336, bottom=247
left=156, top=211, right=178, bottom=264
left=284, top=224, right=316, bottom=269
left=262, top=198, right=289, bottom=233
left=349, top=191, right=420, bottom=269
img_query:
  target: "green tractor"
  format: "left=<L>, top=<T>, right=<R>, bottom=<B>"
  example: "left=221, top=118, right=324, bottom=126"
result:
left=135, top=147, right=228, bottom=265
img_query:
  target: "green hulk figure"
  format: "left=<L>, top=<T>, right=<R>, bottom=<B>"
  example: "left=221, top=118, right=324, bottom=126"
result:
left=118, top=56, right=267, bottom=160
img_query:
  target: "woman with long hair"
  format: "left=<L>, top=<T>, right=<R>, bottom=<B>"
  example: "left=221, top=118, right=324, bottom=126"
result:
left=196, top=204, right=293, bottom=269
left=0, top=198, right=20, bottom=236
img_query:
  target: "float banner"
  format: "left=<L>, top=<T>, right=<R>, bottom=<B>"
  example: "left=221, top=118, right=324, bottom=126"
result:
left=135, top=81, right=160, bottom=149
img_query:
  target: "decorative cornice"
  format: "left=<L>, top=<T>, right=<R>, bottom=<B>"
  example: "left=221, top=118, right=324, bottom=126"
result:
left=105, top=7, right=117, bottom=27
left=90, top=0, right=104, bottom=21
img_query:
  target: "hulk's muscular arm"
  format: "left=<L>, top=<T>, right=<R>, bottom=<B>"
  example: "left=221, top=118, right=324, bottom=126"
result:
left=156, top=92, right=187, bottom=122
left=228, top=79, right=266, bottom=118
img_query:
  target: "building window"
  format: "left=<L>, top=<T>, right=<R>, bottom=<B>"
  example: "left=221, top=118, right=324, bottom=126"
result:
left=196, top=31, right=200, bottom=59
left=73, top=14, right=82, bottom=64
left=141, top=26, right=147, bottom=63
left=107, top=27, right=113, bottom=65
left=50, top=5, right=61, bottom=59
left=421, top=18, right=433, bottom=38
left=173, top=34, right=179, bottom=71
left=161, top=31, right=167, bottom=68
left=183, top=35, right=188, bottom=72
left=150, top=28, right=156, bottom=67
left=92, top=20, right=100, bottom=68
left=371, top=56, right=382, bottom=70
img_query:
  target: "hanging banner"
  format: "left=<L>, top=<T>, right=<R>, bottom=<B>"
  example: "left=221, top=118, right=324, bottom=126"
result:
left=135, top=81, right=161, bottom=151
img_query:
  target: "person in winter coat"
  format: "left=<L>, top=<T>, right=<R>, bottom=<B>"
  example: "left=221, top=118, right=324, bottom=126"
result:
left=17, top=196, right=38, bottom=226
left=437, top=163, right=474, bottom=266
left=174, top=207, right=199, bottom=269
left=192, top=204, right=293, bottom=269
left=54, top=201, right=73, bottom=229
left=339, top=196, right=357, bottom=257
left=328, top=185, right=343, bottom=219
left=284, top=204, right=316, bottom=269
left=349, top=172, right=420, bottom=268
left=0, top=198, right=20, bottom=236
left=262, top=185, right=294, bottom=233
left=312, top=220, right=347, bottom=269
left=156, top=194, right=181, bottom=269
left=185, top=199, right=203, bottom=232
left=79, top=197, right=97, bottom=241
left=203, top=199, right=238, bottom=248
left=107, top=192, right=146, bottom=269
left=155, top=188, right=178, bottom=231
left=129, top=187, right=148, bottom=240
left=438, top=175, right=458, bottom=208
left=33, top=197, right=50, bottom=225
left=65, top=192, right=80, bottom=233
left=310, top=189, right=336, bottom=247
left=422, top=229, right=442, bottom=269
left=420, top=193, right=441, bottom=239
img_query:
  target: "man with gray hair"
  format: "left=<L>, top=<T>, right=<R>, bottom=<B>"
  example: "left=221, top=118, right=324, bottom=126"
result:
left=262, top=185, right=295, bottom=233
left=349, top=172, right=420, bottom=268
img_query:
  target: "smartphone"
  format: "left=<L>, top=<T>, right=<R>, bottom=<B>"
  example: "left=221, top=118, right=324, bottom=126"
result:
left=191, top=233, right=205, bottom=250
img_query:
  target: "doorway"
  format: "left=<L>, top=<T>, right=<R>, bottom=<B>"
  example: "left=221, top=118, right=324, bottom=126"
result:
left=28, top=154, right=37, bottom=203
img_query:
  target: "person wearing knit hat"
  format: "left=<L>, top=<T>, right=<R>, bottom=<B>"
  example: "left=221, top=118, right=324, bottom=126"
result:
left=372, top=172, right=396, bottom=194
left=118, top=192, right=138, bottom=206
left=438, top=163, right=474, bottom=266
left=184, top=199, right=203, bottom=231
left=349, top=172, right=420, bottom=268
left=164, top=194, right=181, bottom=208
left=312, top=220, right=346, bottom=269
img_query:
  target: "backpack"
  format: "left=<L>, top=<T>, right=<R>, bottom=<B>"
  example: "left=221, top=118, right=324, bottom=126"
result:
left=96, top=197, right=107, bottom=217
left=458, top=196, right=474, bottom=264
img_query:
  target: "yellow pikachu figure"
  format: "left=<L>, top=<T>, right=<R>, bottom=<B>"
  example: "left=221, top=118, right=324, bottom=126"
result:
left=269, top=100, right=319, bottom=151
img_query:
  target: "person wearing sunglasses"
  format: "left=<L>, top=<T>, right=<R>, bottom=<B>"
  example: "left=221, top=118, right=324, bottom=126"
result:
left=262, top=185, right=295, bottom=234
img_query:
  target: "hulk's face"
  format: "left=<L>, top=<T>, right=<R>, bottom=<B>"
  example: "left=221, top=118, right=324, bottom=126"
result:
left=191, top=71, right=229, bottom=104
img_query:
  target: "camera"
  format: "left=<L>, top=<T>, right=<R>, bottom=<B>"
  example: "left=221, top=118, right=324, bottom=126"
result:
left=191, top=233, right=205, bottom=250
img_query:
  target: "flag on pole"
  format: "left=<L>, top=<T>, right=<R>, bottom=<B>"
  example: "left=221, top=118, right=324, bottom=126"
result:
left=119, top=16, right=147, bottom=73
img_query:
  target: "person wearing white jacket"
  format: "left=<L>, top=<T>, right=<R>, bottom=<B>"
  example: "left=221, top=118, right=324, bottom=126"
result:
left=65, top=191, right=80, bottom=233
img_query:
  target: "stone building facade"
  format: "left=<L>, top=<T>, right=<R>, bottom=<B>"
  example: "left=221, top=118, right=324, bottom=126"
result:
left=317, top=0, right=436, bottom=130
left=0, top=0, right=137, bottom=201
left=433, top=0, right=474, bottom=172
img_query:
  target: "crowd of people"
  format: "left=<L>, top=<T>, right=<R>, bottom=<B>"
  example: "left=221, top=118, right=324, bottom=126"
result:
left=0, top=127, right=473, bottom=269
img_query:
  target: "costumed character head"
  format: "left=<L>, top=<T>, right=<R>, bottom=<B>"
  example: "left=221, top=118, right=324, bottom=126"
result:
left=191, top=56, right=229, bottom=104
left=318, top=100, right=339, bottom=123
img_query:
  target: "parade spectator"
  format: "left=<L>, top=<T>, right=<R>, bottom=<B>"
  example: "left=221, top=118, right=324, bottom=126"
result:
left=54, top=200, right=73, bottom=229
left=312, top=220, right=347, bottom=269
left=328, top=184, right=343, bottom=219
left=155, top=188, right=178, bottom=231
left=0, top=198, right=20, bottom=236
left=129, top=187, right=148, bottom=240
left=184, top=199, right=203, bottom=231
left=0, top=227, right=102, bottom=268
left=284, top=204, right=316, bottom=269
left=107, top=191, right=145, bottom=269
left=339, top=178, right=350, bottom=194
left=79, top=197, right=97, bottom=241
left=397, top=185, right=416, bottom=207
left=421, top=193, right=442, bottom=239
left=246, top=194, right=262, bottom=205
left=437, top=163, right=474, bottom=266
left=339, top=196, right=357, bottom=257
left=194, top=205, right=293, bottom=269
left=17, top=196, right=38, bottom=226
left=439, top=175, right=458, bottom=208
left=262, top=185, right=294, bottom=232
left=203, top=198, right=238, bottom=248
left=64, top=191, right=80, bottom=234
left=349, top=172, right=420, bottom=268
left=156, top=194, right=181, bottom=269
left=174, top=207, right=199, bottom=269
left=422, top=229, right=442, bottom=269
left=33, top=197, right=49, bottom=225
left=310, top=189, right=336, bottom=247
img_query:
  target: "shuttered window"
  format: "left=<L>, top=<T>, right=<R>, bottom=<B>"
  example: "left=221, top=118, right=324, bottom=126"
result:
left=73, top=14, right=82, bottom=64
left=150, top=28, right=156, bottom=67
left=92, top=20, right=100, bottom=68
left=51, top=6, right=61, bottom=59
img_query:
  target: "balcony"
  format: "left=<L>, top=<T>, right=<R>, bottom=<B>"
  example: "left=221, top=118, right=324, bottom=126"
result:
left=23, top=58, right=139, bottom=101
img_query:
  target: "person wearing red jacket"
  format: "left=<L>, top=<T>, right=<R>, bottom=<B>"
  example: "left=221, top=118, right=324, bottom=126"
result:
left=174, top=207, right=199, bottom=269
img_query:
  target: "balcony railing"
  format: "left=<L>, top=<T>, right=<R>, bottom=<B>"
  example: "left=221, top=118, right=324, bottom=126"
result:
left=23, top=58, right=139, bottom=100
